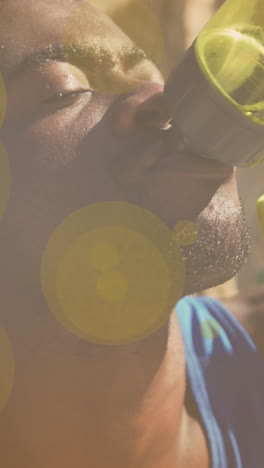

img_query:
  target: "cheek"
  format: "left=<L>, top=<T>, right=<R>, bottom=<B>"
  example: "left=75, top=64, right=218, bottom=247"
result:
left=4, top=94, right=110, bottom=173
left=2, top=101, right=123, bottom=234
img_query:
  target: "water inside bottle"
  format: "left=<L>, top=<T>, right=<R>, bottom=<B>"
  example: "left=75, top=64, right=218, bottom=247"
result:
left=197, top=26, right=264, bottom=125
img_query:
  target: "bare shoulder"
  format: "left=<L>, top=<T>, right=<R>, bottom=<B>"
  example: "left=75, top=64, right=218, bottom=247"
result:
left=179, top=414, right=211, bottom=468
left=180, top=386, right=211, bottom=468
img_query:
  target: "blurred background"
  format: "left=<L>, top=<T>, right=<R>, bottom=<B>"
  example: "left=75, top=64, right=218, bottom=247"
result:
left=147, top=0, right=264, bottom=298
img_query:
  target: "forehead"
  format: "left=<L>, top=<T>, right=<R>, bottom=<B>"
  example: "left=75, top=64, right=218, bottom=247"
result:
left=0, top=0, right=134, bottom=76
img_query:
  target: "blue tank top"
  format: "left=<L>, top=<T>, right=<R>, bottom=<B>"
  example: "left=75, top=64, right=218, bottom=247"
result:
left=176, top=296, right=264, bottom=468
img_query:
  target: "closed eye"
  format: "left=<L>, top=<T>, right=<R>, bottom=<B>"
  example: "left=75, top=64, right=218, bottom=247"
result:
left=42, top=89, right=93, bottom=109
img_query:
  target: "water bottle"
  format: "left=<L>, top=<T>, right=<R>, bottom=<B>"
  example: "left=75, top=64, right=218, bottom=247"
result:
left=165, top=0, right=264, bottom=167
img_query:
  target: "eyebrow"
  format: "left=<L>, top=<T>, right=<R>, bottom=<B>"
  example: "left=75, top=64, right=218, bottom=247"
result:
left=7, top=43, right=150, bottom=83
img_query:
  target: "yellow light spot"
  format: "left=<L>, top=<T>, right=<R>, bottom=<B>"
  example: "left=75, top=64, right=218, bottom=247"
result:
left=173, top=221, right=198, bottom=246
left=103, top=0, right=163, bottom=64
left=201, top=319, right=221, bottom=340
left=91, top=242, right=119, bottom=271
left=97, top=270, right=128, bottom=301
left=63, top=0, right=164, bottom=94
left=0, top=74, right=7, bottom=128
left=0, top=327, right=15, bottom=412
left=41, top=203, right=190, bottom=345
left=55, top=226, right=170, bottom=343
left=0, top=142, right=11, bottom=219
left=257, top=194, right=264, bottom=237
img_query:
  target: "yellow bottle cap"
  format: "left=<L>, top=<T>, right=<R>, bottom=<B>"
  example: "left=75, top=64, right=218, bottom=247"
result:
left=257, top=195, right=264, bottom=237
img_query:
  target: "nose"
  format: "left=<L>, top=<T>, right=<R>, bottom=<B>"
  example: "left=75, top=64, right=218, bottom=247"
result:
left=110, top=82, right=172, bottom=134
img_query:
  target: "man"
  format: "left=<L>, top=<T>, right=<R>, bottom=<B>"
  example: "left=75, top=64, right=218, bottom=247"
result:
left=0, top=1, right=263, bottom=467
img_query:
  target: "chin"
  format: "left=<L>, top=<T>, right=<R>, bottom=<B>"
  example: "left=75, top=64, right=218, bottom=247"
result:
left=180, top=189, right=251, bottom=296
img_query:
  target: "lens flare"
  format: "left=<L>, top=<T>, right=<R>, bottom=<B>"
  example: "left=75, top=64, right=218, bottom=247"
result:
left=41, top=202, right=197, bottom=345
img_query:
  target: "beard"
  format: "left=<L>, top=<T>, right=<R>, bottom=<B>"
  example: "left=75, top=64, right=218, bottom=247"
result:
left=178, top=192, right=251, bottom=296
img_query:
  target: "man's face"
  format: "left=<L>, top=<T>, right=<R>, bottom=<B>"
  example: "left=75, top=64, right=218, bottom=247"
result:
left=0, top=0, right=249, bottom=297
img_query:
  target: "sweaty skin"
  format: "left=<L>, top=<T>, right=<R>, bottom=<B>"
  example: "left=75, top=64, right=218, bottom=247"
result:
left=0, top=1, right=250, bottom=467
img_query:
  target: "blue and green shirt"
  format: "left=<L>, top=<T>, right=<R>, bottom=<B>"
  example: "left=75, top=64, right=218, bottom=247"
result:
left=176, top=296, right=264, bottom=468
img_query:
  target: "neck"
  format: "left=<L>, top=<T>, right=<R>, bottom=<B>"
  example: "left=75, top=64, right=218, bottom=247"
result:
left=80, top=314, right=188, bottom=468
left=1, top=293, right=188, bottom=468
